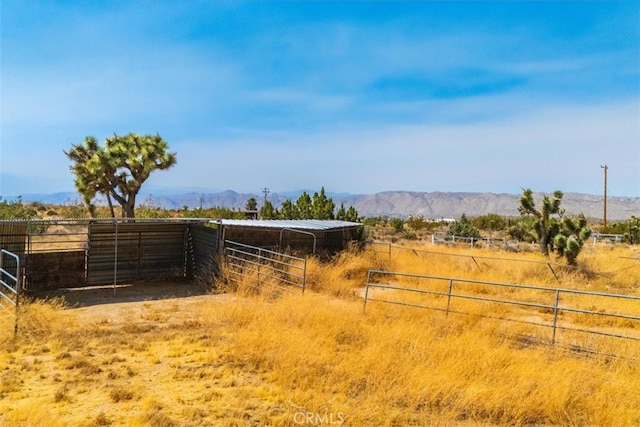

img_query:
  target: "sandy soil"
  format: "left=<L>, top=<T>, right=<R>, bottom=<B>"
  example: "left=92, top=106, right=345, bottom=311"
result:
left=32, top=280, right=230, bottom=325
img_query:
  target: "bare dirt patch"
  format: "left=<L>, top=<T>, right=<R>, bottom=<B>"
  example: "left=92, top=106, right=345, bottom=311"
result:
left=31, top=279, right=231, bottom=325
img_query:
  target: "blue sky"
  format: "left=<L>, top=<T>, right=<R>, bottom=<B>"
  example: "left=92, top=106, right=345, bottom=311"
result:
left=1, top=1, right=639, bottom=198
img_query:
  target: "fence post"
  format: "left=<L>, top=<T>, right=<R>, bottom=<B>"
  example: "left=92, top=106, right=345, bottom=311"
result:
left=257, top=248, right=262, bottom=288
left=547, top=263, right=560, bottom=284
left=445, top=279, right=454, bottom=315
left=363, top=271, right=372, bottom=313
left=302, top=258, right=307, bottom=295
left=551, top=289, right=561, bottom=345
left=14, top=255, right=21, bottom=337
left=113, top=220, right=119, bottom=296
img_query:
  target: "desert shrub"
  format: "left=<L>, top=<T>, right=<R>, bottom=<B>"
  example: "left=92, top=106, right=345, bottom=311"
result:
left=447, top=214, right=481, bottom=239
left=390, top=218, right=404, bottom=233
left=602, top=216, right=640, bottom=244
left=472, top=213, right=507, bottom=232
left=0, top=197, right=37, bottom=220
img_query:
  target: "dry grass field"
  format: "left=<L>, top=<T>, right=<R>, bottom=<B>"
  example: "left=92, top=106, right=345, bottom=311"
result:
left=1, top=242, right=639, bottom=426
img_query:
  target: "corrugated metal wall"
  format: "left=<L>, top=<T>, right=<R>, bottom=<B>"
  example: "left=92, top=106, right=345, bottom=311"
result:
left=86, top=222, right=189, bottom=285
left=0, top=222, right=27, bottom=259
left=0, top=223, right=27, bottom=278
left=188, top=224, right=219, bottom=282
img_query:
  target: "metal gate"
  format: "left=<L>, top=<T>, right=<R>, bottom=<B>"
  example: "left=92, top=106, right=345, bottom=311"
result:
left=364, top=270, right=640, bottom=354
left=224, top=240, right=306, bottom=295
left=0, top=249, right=21, bottom=334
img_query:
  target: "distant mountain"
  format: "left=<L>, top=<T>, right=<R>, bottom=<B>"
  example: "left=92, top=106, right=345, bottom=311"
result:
left=9, top=190, right=639, bottom=220
left=338, top=191, right=638, bottom=220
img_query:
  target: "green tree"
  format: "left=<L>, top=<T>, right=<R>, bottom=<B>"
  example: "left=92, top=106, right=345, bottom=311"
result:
left=518, top=189, right=563, bottom=255
left=447, top=214, right=481, bottom=239
left=259, top=200, right=277, bottom=219
left=66, top=133, right=177, bottom=218
left=472, top=213, right=507, bottom=235
left=336, top=203, right=359, bottom=222
left=344, top=206, right=359, bottom=222
left=311, top=187, right=335, bottom=220
left=295, top=192, right=313, bottom=219
left=279, top=199, right=299, bottom=219
left=245, top=197, right=258, bottom=211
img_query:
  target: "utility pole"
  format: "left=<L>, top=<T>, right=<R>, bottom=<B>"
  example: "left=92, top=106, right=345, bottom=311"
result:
left=262, top=187, right=270, bottom=205
left=601, top=165, right=608, bottom=229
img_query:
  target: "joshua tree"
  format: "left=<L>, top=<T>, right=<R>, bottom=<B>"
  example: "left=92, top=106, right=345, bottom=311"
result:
left=518, top=188, right=591, bottom=265
left=66, top=133, right=177, bottom=218
left=554, top=214, right=592, bottom=266
left=518, top=189, right=563, bottom=255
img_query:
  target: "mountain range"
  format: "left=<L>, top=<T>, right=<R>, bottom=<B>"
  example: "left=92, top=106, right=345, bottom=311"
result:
left=9, top=189, right=639, bottom=221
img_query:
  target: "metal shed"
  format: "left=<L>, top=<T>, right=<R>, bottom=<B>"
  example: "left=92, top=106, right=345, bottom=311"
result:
left=211, top=219, right=363, bottom=254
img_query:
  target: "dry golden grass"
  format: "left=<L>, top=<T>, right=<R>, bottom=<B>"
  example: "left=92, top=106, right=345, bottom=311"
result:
left=0, top=243, right=638, bottom=426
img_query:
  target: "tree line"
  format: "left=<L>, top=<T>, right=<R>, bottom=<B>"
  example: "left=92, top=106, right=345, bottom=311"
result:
left=250, top=187, right=359, bottom=222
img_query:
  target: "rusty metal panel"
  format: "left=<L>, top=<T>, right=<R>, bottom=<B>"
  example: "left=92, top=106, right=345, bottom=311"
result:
left=87, top=222, right=188, bottom=285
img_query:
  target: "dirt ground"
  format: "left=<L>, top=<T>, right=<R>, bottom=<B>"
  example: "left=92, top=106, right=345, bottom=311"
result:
left=30, top=280, right=228, bottom=324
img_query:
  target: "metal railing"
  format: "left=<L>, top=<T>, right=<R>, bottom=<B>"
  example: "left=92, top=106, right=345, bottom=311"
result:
left=367, top=242, right=392, bottom=260
left=0, top=249, right=21, bottom=335
left=363, top=270, right=640, bottom=352
left=365, top=243, right=610, bottom=284
left=279, top=228, right=317, bottom=254
left=592, top=233, right=624, bottom=245
left=224, top=240, right=306, bottom=296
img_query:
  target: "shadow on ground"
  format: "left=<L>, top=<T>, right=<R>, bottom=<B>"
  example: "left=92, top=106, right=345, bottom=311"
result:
left=28, top=279, right=215, bottom=308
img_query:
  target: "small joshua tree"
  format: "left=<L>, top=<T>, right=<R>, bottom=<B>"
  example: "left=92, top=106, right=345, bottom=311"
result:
left=554, top=214, right=592, bottom=266
left=518, top=188, right=591, bottom=265
left=518, top=189, right=563, bottom=255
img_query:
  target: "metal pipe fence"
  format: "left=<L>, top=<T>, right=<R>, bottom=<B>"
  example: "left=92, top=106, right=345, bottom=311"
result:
left=224, top=240, right=306, bottom=296
left=279, top=228, right=317, bottom=254
left=363, top=270, right=640, bottom=353
left=0, top=249, right=21, bottom=335
left=365, top=242, right=610, bottom=284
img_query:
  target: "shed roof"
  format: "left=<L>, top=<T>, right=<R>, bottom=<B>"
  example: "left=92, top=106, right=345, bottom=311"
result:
left=211, top=219, right=362, bottom=231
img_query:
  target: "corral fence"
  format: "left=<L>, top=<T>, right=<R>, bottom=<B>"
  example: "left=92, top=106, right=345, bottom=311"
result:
left=430, top=233, right=519, bottom=249
left=0, top=249, right=21, bottom=335
left=0, top=218, right=220, bottom=292
left=591, top=233, right=625, bottom=245
left=366, top=242, right=610, bottom=285
left=363, top=270, right=640, bottom=355
left=224, top=240, right=306, bottom=296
